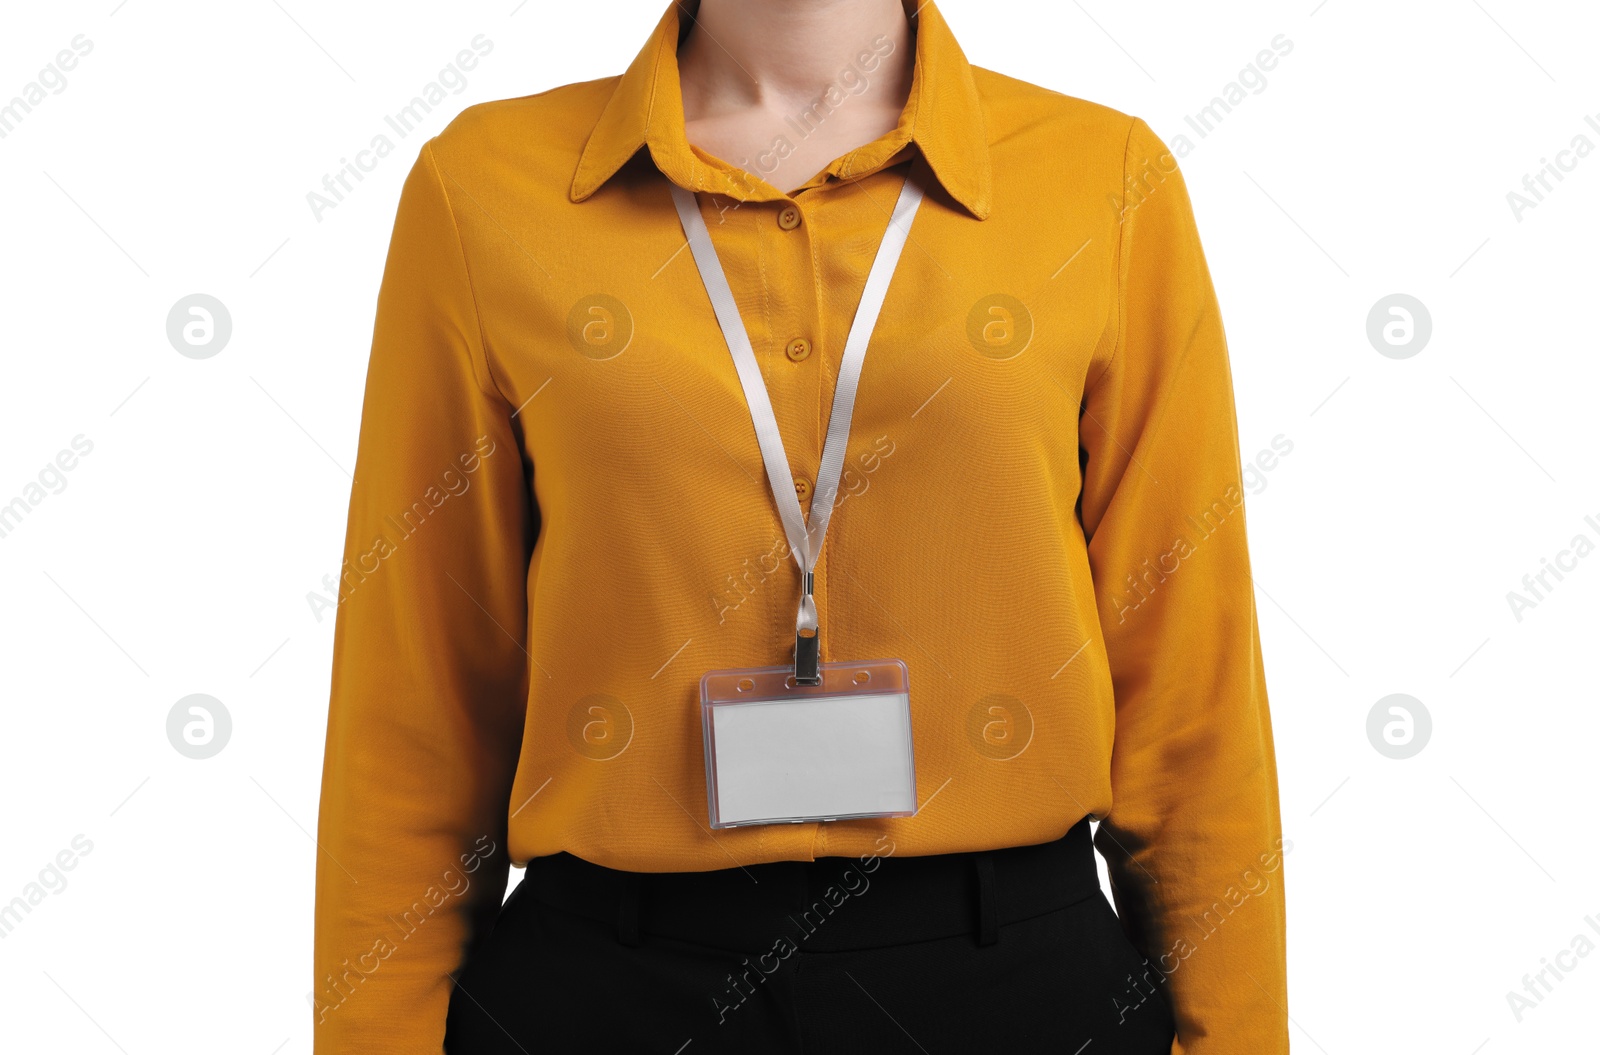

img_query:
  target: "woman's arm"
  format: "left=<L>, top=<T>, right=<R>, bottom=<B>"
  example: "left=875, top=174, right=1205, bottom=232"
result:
left=1080, top=116, right=1290, bottom=1055
left=312, top=138, right=536, bottom=1055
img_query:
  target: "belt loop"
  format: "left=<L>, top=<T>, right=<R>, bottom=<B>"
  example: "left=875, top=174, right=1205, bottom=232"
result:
left=974, top=851, right=999, bottom=947
left=616, top=871, right=643, bottom=947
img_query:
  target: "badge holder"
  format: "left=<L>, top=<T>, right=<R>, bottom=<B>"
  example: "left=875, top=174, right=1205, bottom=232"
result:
left=701, top=658, right=918, bottom=829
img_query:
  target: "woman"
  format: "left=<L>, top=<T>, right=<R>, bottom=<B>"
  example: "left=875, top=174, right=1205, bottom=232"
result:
left=312, top=0, right=1288, bottom=1052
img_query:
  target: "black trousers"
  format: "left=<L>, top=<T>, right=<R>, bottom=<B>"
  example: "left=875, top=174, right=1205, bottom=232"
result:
left=444, top=818, right=1176, bottom=1054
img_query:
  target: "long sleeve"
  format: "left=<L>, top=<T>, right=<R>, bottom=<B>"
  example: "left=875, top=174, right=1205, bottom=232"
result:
left=1079, top=118, right=1289, bottom=1054
left=311, top=140, right=536, bottom=1054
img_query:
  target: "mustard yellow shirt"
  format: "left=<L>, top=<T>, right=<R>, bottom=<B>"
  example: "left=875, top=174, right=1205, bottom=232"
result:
left=313, top=2, right=1289, bottom=1052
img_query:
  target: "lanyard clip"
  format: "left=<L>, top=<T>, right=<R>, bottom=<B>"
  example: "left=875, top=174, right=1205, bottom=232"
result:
left=794, top=570, right=820, bottom=684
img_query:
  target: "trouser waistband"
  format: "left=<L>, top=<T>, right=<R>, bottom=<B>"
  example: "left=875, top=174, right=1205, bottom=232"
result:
left=520, top=816, right=1099, bottom=954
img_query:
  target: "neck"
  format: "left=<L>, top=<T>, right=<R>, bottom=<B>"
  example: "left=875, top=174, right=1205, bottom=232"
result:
left=678, top=0, right=913, bottom=120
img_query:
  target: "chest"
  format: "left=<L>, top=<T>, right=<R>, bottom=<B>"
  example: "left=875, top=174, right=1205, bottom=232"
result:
left=461, top=166, right=1119, bottom=509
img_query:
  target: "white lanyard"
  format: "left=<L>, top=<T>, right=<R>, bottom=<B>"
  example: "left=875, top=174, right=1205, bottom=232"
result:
left=669, top=161, right=926, bottom=683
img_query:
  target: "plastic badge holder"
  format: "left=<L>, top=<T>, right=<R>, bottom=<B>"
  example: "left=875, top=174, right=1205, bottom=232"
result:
left=701, top=657, right=918, bottom=829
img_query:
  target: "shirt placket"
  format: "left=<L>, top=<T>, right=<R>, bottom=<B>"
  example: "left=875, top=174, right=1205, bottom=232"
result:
left=726, top=185, right=828, bottom=639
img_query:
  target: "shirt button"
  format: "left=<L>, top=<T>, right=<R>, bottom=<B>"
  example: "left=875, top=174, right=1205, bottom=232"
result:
left=794, top=477, right=811, bottom=500
left=785, top=337, right=812, bottom=362
left=777, top=205, right=802, bottom=231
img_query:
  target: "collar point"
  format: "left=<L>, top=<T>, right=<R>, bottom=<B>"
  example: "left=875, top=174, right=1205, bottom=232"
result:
left=571, top=161, right=617, bottom=203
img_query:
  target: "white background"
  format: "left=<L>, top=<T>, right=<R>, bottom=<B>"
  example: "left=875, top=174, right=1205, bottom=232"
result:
left=2, top=1, right=1596, bottom=1052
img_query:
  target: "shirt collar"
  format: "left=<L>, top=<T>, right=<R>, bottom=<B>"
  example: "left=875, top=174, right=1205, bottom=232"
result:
left=569, top=0, right=992, bottom=219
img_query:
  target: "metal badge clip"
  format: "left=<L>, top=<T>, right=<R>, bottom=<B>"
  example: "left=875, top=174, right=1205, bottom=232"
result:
left=794, top=570, right=820, bottom=684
